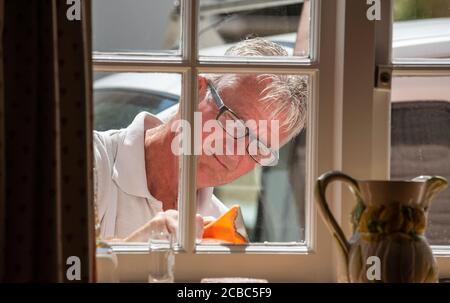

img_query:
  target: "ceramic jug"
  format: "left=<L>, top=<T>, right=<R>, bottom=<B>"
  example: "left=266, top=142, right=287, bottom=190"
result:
left=315, top=171, right=448, bottom=283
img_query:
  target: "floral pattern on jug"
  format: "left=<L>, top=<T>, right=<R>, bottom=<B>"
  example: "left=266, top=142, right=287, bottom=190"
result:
left=315, top=171, right=448, bottom=283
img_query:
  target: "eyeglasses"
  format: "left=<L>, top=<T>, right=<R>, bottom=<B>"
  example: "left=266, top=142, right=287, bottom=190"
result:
left=207, top=80, right=279, bottom=167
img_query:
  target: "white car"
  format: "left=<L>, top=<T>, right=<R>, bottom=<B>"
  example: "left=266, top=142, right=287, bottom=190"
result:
left=93, top=73, right=181, bottom=131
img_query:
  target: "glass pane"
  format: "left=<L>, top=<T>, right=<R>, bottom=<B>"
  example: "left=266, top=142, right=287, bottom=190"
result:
left=198, top=0, right=312, bottom=59
left=93, top=72, right=183, bottom=243
left=92, top=0, right=181, bottom=55
left=196, top=73, right=309, bottom=245
left=393, top=0, right=450, bottom=60
left=94, top=72, right=180, bottom=130
left=390, top=76, right=450, bottom=245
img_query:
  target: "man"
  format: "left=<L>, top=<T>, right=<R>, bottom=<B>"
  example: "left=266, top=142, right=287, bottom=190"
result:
left=93, top=38, right=308, bottom=242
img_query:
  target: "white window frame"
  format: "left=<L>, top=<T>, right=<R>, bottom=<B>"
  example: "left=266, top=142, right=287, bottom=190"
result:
left=94, top=0, right=347, bottom=282
left=95, top=0, right=450, bottom=282
left=339, top=0, right=450, bottom=280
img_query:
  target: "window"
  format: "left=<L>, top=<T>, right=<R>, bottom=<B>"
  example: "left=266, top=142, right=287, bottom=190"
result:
left=92, top=0, right=181, bottom=55
left=93, top=0, right=340, bottom=282
left=390, top=0, right=450, bottom=247
left=391, top=79, right=450, bottom=245
left=199, top=72, right=310, bottom=244
left=93, top=72, right=180, bottom=131
left=93, top=0, right=450, bottom=282
left=393, top=0, right=450, bottom=60
left=198, top=0, right=310, bottom=58
left=338, top=0, right=450, bottom=282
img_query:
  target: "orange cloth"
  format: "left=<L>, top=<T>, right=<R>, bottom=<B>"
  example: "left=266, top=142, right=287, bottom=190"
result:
left=202, top=205, right=248, bottom=244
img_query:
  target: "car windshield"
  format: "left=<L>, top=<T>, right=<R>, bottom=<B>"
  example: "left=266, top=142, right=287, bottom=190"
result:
left=94, top=89, right=178, bottom=131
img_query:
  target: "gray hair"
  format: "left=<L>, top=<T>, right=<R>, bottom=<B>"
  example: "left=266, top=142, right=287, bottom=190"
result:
left=208, top=37, right=308, bottom=142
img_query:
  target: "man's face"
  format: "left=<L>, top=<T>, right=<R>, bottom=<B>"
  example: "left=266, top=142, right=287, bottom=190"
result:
left=196, top=75, right=288, bottom=188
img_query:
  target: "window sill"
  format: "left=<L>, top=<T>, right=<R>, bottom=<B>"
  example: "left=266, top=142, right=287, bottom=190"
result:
left=108, top=242, right=310, bottom=254
left=96, top=244, right=450, bottom=282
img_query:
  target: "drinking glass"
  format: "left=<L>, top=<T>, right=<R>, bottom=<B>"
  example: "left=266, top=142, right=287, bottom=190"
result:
left=148, top=230, right=175, bottom=283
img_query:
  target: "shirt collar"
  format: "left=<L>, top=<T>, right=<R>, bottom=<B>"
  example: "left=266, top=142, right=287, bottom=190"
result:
left=112, top=112, right=163, bottom=200
left=111, top=111, right=217, bottom=212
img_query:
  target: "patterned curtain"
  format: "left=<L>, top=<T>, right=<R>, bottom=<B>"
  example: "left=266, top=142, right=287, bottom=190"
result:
left=0, top=0, right=95, bottom=282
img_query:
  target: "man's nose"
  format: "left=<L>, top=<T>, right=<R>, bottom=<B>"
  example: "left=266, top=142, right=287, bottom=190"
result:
left=220, top=137, right=245, bottom=169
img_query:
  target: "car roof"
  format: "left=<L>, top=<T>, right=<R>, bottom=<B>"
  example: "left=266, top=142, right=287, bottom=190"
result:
left=393, top=17, right=450, bottom=58
left=94, top=72, right=182, bottom=98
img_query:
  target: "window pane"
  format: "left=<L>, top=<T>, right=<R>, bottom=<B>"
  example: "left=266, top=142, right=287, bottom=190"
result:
left=94, top=72, right=180, bottom=130
left=197, top=73, right=309, bottom=245
left=198, top=0, right=312, bottom=59
left=393, top=0, right=450, bottom=60
left=92, top=0, right=181, bottom=55
left=93, top=72, right=183, bottom=243
left=390, top=76, right=450, bottom=245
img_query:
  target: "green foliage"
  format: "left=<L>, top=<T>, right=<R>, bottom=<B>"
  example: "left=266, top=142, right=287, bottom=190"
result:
left=351, top=200, right=365, bottom=232
left=394, top=0, right=450, bottom=21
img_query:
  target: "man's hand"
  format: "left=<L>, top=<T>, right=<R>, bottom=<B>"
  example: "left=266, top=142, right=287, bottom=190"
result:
left=124, top=210, right=204, bottom=242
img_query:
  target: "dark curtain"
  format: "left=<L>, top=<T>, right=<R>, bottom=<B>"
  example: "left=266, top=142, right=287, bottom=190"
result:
left=0, top=0, right=95, bottom=282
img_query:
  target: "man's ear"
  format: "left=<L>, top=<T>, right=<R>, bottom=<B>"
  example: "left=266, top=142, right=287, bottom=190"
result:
left=198, top=75, right=208, bottom=104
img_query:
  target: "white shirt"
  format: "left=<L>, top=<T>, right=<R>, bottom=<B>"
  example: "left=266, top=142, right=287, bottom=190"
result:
left=93, top=111, right=228, bottom=239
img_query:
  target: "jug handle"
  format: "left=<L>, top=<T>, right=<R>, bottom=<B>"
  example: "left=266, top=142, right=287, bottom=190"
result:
left=424, top=176, right=448, bottom=206
left=412, top=176, right=448, bottom=209
left=315, top=171, right=362, bottom=263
